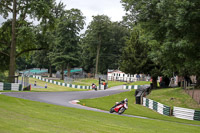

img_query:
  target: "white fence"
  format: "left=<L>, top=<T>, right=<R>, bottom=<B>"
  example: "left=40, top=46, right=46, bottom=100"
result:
left=0, top=82, right=22, bottom=91
left=123, top=85, right=150, bottom=90
left=142, top=97, right=200, bottom=121
left=173, top=107, right=200, bottom=121
left=143, top=97, right=171, bottom=116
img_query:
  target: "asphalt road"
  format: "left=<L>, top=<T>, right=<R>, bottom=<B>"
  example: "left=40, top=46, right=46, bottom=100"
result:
left=2, top=85, right=129, bottom=112
left=2, top=85, right=149, bottom=119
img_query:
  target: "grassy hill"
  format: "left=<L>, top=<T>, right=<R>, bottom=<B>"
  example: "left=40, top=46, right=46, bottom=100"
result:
left=147, top=88, right=200, bottom=110
left=79, top=88, right=200, bottom=126
left=0, top=94, right=199, bottom=133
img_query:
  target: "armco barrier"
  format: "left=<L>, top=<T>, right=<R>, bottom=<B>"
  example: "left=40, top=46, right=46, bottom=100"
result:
left=143, top=97, right=171, bottom=116
left=0, top=82, right=22, bottom=91
left=123, top=85, right=149, bottom=90
left=173, top=107, right=200, bottom=121
left=32, top=75, right=93, bottom=90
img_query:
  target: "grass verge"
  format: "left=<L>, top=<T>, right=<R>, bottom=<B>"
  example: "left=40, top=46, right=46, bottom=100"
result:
left=0, top=94, right=199, bottom=133
left=29, top=78, right=87, bottom=92
left=127, top=81, right=152, bottom=85
left=79, top=89, right=200, bottom=126
left=55, top=78, right=126, bottom=88
left=147, top=87, right=200, bottom=110
left=55, top=78, right=152, bottom=88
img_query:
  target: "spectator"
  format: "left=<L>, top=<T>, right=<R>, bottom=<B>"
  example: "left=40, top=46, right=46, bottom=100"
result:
left=45, top=83, right=47, bottom=88
left=103, top=82, right=106, bottom=90
left=136, top=74, right=140, bottom=81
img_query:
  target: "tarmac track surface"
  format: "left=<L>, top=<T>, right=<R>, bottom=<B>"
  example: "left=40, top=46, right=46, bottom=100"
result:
left=2, top=86, right=129, bottom=113
left=2, top=86, right=200, bottom=127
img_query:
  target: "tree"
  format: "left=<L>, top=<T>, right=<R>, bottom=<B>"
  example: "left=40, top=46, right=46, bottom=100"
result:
left=48, top=8, right=85, bottom=80
left=81, top=17, right=129, bottom=75
left=16, top=55, right=36, bottom=71
left=31, top=1, right=66, bottom=77
left=0, top=0, right=55, bottom=82
left=81, top=15, right=130, bottom=75
left=120, top=25, right=159, bottom=88
left=0, top=20, right=11, bottom=72
left=155, top=0, right=200, bottom=85
left=0, top=19, right=42, bottom=71
left=121, top=0, right=200, bottom=86
left=84, top=15, right=112, bottom=76
left=104, top=22, right=129, bottom=70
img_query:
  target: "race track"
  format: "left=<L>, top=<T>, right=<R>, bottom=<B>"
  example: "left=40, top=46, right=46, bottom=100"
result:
left=2, top=85, right=129, bottom=113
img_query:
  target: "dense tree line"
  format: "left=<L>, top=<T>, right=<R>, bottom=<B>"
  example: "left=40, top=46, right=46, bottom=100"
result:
left=0, top=0, right=200, bottom=87
left=120, top=0, right=200, bottom=87
left=0, top=0, right=129, bottom=81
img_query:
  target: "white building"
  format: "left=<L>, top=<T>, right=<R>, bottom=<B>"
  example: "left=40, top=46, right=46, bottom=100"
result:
left=107, top=70, right=135, bottom=82
left=107, top=69, right=150, bottom=82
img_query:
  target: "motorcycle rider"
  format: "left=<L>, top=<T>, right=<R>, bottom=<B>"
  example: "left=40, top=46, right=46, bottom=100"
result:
left=92, top=83, right=97, bottom=91
left=113, top=98, right=128, bottom=108
left=110, top=98, right=128, bottom=114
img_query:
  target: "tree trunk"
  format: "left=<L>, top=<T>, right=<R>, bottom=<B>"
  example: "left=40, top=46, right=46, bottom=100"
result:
left=196, top=76, right=200, bottom=88
left=9, top=0, right=17, bottom=83
left=152, top=76, right=158, bottom=89
left=49, top=65, right=52, bottom=77
left=95, top=35, right=101, bottom=77
left=67, top=64, right=71, bottom=78
left=61, top=65, right=64, bottom=80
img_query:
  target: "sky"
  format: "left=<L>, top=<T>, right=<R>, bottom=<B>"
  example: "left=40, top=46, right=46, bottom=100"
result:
left=0, top=0, right=126, bottom=31
left=62, top=0, right=125, bottom=23
left=58, top=0, right=126, bottom=31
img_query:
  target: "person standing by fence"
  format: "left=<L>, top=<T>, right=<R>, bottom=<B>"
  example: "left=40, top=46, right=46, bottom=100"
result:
left=103, top=82, right=106, bottom=90
left=34, top=81, right=37, bottom=86
left=45, top=83, right=47, bottom=88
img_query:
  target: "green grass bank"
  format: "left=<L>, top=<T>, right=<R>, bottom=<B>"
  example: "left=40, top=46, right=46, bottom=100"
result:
left=0, top=94, right=199, bottom=133
left=79, top=88, right=200, bottom=126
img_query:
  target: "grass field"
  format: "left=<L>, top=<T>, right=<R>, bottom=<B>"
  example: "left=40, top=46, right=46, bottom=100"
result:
left=0, top=94, right=199, bottom=133
left=79, top=88, right=200, bottom=126
left=127, top=81, right=152, bottom=85
left=55, top=78, right=126, bottom=88
left=55, top=78, right=98, bottom=86
left=29, top=78, right=87, bottom=92
left=55, top=78, right=151, bottom=88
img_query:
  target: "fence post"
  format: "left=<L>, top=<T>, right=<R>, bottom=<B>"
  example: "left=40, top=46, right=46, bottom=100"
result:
left=192, top=86, right=194, bottom=99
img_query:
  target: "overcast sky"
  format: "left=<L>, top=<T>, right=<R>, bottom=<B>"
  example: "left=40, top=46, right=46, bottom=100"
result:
left=0, top=0, right=125, bottom=31
left=63, top=0, right=125, bottom=22
left=60, top=0, right=125, bottom=31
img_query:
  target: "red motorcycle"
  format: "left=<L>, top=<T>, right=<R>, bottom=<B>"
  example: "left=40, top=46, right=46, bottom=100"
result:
left=110, top=98, right=128, bottom=114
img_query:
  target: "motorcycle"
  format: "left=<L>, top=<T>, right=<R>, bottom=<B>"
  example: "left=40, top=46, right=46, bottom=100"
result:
left=109, top=98, right=128, bottom=114
left=92, top=83, right=97, bottom=91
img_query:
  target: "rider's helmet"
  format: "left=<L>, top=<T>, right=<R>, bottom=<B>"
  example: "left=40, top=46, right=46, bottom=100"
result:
left=124, top=98, right=128, bottom=102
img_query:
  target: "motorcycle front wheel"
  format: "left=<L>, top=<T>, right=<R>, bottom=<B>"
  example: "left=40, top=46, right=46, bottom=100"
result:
left=118, top=107, right=126, bottom=114
left=109, top=108, right=114, bottom=113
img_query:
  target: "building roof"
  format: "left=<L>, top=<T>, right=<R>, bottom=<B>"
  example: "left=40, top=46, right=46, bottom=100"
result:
left=107, top=70, right=124, bottom=74
left=21, top=69, right=48, bottom=74
left=64, top=69, right=82, bottom=74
